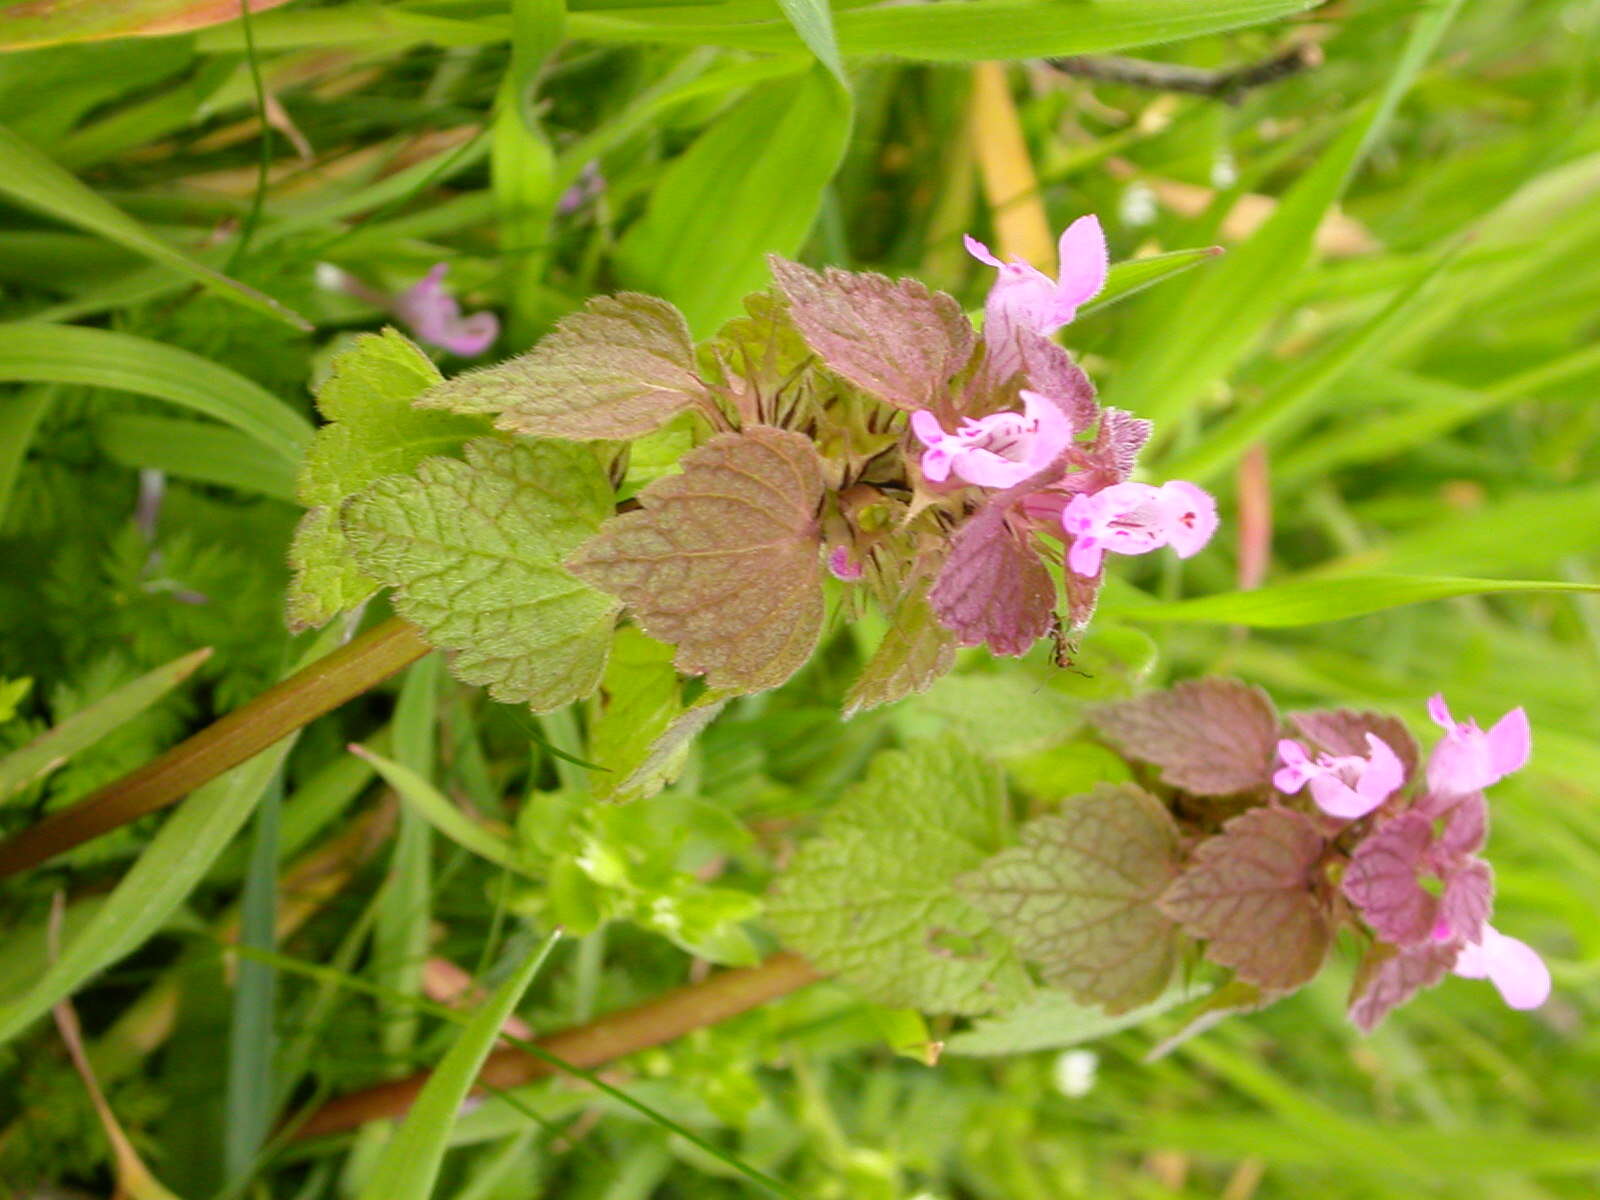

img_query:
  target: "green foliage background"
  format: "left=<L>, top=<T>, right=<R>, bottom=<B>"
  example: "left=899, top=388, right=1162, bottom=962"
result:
left=1, top=0, right=1598, bottom=1196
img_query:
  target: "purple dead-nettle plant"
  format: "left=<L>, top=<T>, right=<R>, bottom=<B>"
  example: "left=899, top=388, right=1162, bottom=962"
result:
left=1050, top=682, right=1553, bottom=1034
left=391, top=215, right=1217, bottom=710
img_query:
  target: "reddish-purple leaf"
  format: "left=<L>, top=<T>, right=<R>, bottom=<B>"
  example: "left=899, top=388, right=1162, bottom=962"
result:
left=0, top=0, right=292, bottom=49
left=1159, top=806, right=1332, bottom=992
left=568, top=426, right=825, bottom=694
left=1010, top=332, right=1099, bottom=432
left=1347, top=941, right=1457, bottom=1033
left=1088, top=407, right=1151, bottom=481
left=1090, top=678, right=1279, bottom=796
left=417, top=293, right=705, bottom=439
left=769, top=256, right=976, bottom=412
left=1291, top=708, right=1421, bottom=787
left=1435, top=791, right=1489, bottom=857
left=1342, top=812, right=1436, bottom=947
left=928, top=503, right=1054, bottom=657
left=1440, top=857, right=1493, bottom=945
left=959, top=784, right=1183, bottom=1014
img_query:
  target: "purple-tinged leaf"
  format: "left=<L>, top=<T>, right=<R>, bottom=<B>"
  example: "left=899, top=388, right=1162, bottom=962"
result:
left=769, top=257, right=976, bottom=412
left=843, top=585, right=957, bottom=718
left=929, top=503, right=1054, bottom=657
left=1440, top=858, right=1493, bottom=945
left=959, top=784, right=1183, bottom=1014
left=0, top=0, right=293, bottom=49
left=568, top=426, right=825, bottom=695
left=1291, top=708, right=1420, bottom=788
left=1010, top=332, right=1099, bottom=431
left=1347, top=941, right=1457, bottom=1033
left=417, top=293, right=706, bottom=440
left=1436, top=791, right=1488, bottom=858
left=1063, top=562, right=1104, bottom=632
left=1089, top=407, right=1151, bottom=481
left=1090, top=678, right=1279, bottom=796
left=1159, top=806, right=1332, bottom=992
left=1342, top=812, right=1437, bottom=947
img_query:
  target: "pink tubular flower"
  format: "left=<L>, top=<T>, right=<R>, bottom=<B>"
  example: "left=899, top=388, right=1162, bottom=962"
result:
left=965, top=215, right=1109, bottom=337
left=1450, top=922, right=1551, bottom=1011
left=827, top=545, right=864, bottom=581
left=910, top=389, right=1074, bottom=489
left=1060, top=480, right=1217, bottom=577
left=1425, top=694, right=1530, bottom=800
left=1275, top=733, right=1405, bottom=820
left=392, top=264, right=500, bottom=356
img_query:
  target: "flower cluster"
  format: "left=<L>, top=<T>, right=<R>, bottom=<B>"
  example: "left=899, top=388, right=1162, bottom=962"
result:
left=1278, top=696, right=1548, bottom=1018
left=902, top=217, right=1217, bottom=649
left=1085, top=680, right=1552, bottom=1034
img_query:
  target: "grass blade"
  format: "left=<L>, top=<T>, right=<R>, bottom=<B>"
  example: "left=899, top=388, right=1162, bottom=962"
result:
left=96, top=414, right=299, bottom=501
left=0, top=324, right=312, bottom=465
left=349, top=744, right=526, bottom=874
left=1112, top=575, right=1600, bottom=627
left=0, top=122, right=309, bottom=329
left=355, top=932, right=562, bottom=1200
left=0, top=647, right=212, bottom=802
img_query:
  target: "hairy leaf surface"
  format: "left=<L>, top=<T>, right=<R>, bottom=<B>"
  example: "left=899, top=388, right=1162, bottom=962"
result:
left=568, top=426, right=825, bottom=694
left=344, top=438, right=618, bottom=711
left=1160, top=806, right=1331, bottom=991
left=1348, top=941, right=1457, bottom=1033
left=769, top=256, right=975, bottom=412
left=930, top=504, right=1054, bottom=657
left=1090, top=678, right=1278, bottom=795
left=843, top=585, right=956, bottom=717
left=288, top=330, right=485, bottom=630
left=768, top=741, right=1031, bottom=1014
left=960, top=784, right=1182, bottom=1013
left=1343, top=812, right=1437, bottom=946
left=417, top=293, right=706, bottom=440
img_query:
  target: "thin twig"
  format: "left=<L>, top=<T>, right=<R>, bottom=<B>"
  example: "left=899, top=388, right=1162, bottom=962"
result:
left=0, top=618, right=431, bottom=878
left=1046, top=42, right=1324, bottom=104
left=293, top=951, right=825, bottom=1139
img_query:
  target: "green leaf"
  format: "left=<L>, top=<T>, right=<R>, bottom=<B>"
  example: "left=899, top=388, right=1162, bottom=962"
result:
left=0, top=323, right=312, bottom=465
left=418, top=293, right=708, bottom=440
left=0, top=647, right=210, bottom=803
left=615, top=67, right=851, bottom=334
left=0, top=387, right=48, bottom=525
left=569, top=426, right=825, bottom=695
left=1159, top=806, right=1332, bottom=993
left=1089, top=678, right=1278, bottom=796
left=1112, top=574, right=1600, bottom=627
left=571, top=0, right=1321, bottom=62
left=0, top=0, right=294, bottom=49
left=843, top=585, right=956, bottom=718
left=1099, top=0, right=1462, bottom=435
left=356, top=933, right=561, bottom=1200
left=345, top=437, right=619, bottom=712
left=1077, top=247, right=1223, bottom=319
left=959, top=784, right=1183, bottom=1014
left=288, top=329, right=486, bottom=630
left=587, top=628, right=685, bottom=802
left=768, top=741, right=1032, bottom=1015
left=350, top=744, right=528, bottom=873
left=0, top=122, right=308, bottom=328
left=96, top=414, right=298, bottom=501
left=773, top=0, right=844, bottom=83
left=895, top=672, right=1084, bottom=758
left=945, top=978, right=1210, bottom=1057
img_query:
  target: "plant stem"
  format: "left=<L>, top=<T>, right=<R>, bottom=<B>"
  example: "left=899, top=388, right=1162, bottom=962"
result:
left=0, top=617, right=431, bottom=879
left=1046, top=41, right=1323, bottom=104
left=294, top=951, right=825, bottom=1140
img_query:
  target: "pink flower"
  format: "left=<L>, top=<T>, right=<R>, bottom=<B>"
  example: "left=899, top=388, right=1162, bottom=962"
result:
left=1450, top=922, right=1551, bottom=1011
left=965, top=215, right=1108, bottom=337
left=1425, top=694, right=1530, bottom=800
left=1275, top=733, right=1405, bottom=820
left=1060, top=480, right=1217, bottom=577
left=911, top=389, right=1074, bottom=489
left=392, top=264, right=500, bottom=356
